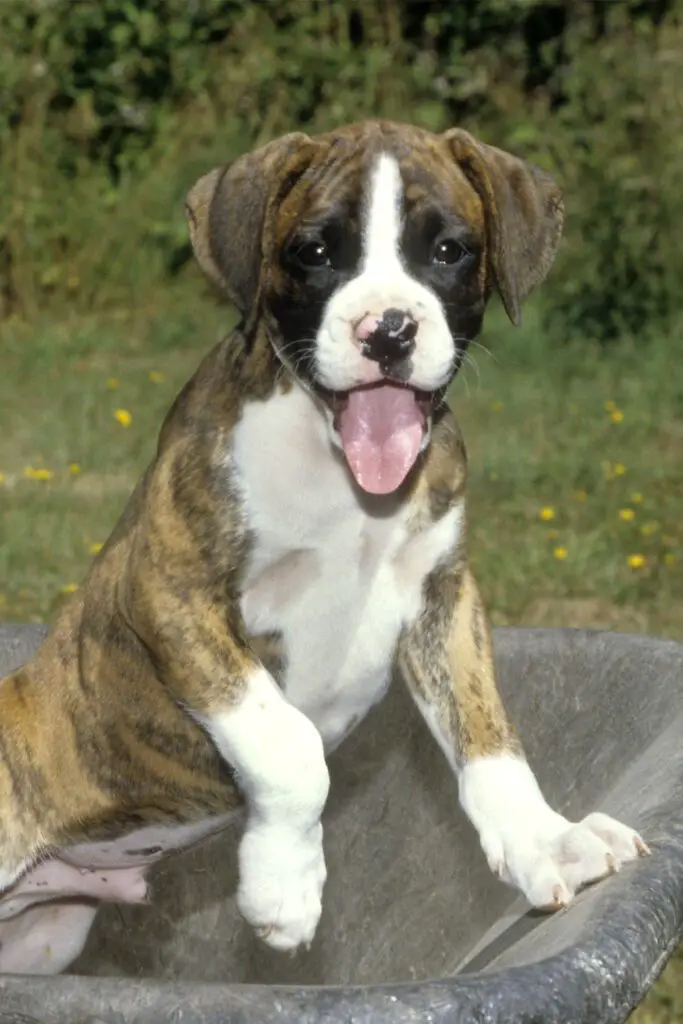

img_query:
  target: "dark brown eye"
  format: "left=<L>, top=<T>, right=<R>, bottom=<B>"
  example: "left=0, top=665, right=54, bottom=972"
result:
left=432, top=238, right=466, bottom=265
left=293, top=240, right=330, bottom=268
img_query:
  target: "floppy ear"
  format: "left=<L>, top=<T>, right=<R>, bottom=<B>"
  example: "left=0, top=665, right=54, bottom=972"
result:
left=185, top=132, right=315, bottom=314
left=444, top=128, right=564, bottom=326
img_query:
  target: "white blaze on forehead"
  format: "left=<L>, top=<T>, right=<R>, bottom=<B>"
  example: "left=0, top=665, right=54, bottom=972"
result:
left=314, top=146, right=454, bottom=398
left=362, top=153, right=404, bottom=273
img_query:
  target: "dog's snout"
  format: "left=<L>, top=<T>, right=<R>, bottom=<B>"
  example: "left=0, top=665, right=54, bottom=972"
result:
left=358, top=308, right=418, bottom=369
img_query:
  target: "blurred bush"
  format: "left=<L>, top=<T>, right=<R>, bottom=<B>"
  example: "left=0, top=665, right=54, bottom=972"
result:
left=0, top=0, right=681, bottom=343
left=531, top=8, right=683, bottom=342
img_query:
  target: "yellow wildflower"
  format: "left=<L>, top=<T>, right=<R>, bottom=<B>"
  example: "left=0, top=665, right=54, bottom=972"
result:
left=114, top=409, right=132, bottom=427
left=630, top=492, right=643, bottom=504
left=554, top=546, right=568, bottom=560
left=0, top=472, right=4, bottom=486
left=68, top=462, right=81, bottom=475
left=602, top=461, right=626, bottom=480
left=627, top=554, right=647, bottom=569
left=148, top=370, right=165, bottom=384
left=61, top=582, right=79, bottom=595
left=610, top=409, right=624, bottom=423
left=619, top=508, right=635, bottom=522
left=23, top=466, right=53, bottom=481
left=539, top=506, right=555, bottom=521
left=106, top=377, right=120, bottom=390
left=88, top=542, right=104, bottom=555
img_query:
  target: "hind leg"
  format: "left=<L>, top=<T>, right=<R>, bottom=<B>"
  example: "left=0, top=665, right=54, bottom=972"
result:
left=0, top=898, right=99, bottom=974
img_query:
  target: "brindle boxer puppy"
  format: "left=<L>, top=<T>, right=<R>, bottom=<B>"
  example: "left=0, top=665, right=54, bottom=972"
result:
left=0, top=120, right=648, bottom=973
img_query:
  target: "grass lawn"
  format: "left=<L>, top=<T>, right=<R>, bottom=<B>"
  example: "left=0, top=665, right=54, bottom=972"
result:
left=0, top=292, right=681, bottom=1018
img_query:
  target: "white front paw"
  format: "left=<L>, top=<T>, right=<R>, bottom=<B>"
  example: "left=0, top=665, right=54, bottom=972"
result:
left=482, top=809, right=649, bottom=910
left=237, top=822, right=327, bottom=952
left=460, top=756, right=650, bottom=911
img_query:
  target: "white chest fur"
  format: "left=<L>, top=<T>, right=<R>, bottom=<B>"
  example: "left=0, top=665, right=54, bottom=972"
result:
left=232, top=384, right=462, bottom=750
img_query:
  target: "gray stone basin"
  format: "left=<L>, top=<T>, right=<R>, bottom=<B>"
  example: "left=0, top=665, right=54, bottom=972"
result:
left=0, top=622, right=682, bottom=1023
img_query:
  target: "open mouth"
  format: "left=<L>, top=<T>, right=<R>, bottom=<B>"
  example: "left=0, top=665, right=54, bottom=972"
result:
left=319, top=382, right=437, bottom=496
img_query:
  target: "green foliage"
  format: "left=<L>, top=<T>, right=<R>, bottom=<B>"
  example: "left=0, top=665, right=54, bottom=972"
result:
left=532, top=7, right=683, bottom=342
left=1, top=0, right=682, bottom=343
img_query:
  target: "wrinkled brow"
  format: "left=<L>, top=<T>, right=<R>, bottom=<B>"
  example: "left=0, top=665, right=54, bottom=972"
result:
left=290, top=184, right=362, bottom=238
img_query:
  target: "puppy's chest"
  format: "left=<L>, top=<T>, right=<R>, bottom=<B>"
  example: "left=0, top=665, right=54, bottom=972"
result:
left=232, top=387, right=459, bottom=747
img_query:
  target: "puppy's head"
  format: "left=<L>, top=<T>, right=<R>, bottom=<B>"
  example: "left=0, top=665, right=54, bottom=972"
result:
left=186, top=121, right=563, bottom=495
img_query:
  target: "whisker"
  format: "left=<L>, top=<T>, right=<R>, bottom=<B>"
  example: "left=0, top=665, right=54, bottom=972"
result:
left=438, top=416, right=458, bottom=439
left=463, top=352, right=481, bottom=387
left=456, top=365, right=472, bottom=399
left=469, top=338, right=498, bottom=364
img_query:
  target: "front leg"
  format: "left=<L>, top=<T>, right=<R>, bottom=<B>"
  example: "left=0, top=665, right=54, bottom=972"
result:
left=135, top=581, right=329, bottom=951
left=120, top=445, right=332, bottom=953
left=399, top=562, right=649, bottom=910
left=192, top=665, right=329, bottom=951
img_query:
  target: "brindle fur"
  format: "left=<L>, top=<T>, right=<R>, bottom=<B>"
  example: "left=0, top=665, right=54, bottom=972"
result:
left=0, top=120, right=563, bottom=883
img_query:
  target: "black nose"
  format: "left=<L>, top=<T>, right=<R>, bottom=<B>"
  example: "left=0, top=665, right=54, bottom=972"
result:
left=362, top=308, right=418, bottom=368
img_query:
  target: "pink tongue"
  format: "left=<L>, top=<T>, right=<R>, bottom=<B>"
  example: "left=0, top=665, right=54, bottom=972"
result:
left=338, top=385, right=425, bottom=495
